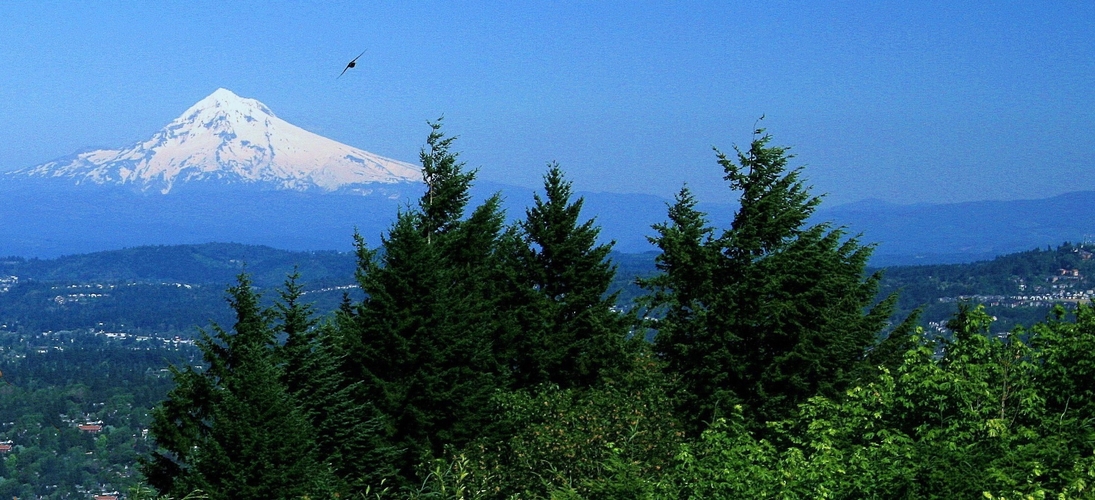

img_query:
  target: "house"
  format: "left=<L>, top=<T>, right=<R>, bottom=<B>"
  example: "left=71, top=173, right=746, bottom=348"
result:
left=77, top=423, right=103, bottom=433
left=0, top=442, right=12, bottom=453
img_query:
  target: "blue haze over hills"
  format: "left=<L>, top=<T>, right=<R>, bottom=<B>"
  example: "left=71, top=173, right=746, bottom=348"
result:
left=3, top=175, right=1095, bottom=267
left=2, top=88, right=1092, bottom=266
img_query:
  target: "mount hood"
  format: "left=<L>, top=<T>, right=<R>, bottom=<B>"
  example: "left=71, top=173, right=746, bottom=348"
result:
left=6, top=88, right=421, bottom=194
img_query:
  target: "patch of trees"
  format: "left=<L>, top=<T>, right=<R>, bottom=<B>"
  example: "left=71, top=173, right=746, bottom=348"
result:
left=878, top=243, right=1095, bottom=330
left=0, top=332, right=197, bottom=497
left=0, top=243, right=358, bottom=286
left=0, top=273, right=364, bottom=337
left=142, top=122, right=1095, bottom=499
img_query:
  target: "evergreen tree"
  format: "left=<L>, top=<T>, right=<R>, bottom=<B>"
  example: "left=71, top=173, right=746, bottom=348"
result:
left=144, top=274, right=331, bottom=499
left=338, top=121, right=507, bottom=486
left=637, top=187, right=721, bottom=425
left=513, top=162, right=632, bottom=388
left=419, top=118, right=476, bottom=245
left=274, top=271, right=393, bottom=493
left=859, top=308, right=922, bottom=381
left=642, top=127, right=897, bottom=430
left=274, top=269, right=318, bottom=399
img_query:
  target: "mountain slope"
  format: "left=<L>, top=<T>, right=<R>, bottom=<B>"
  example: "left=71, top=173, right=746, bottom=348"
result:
left=6, top=88, right=420, bottom=194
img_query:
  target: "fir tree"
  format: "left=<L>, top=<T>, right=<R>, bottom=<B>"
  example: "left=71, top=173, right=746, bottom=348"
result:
left=637, top=186, right=721, bottom=425
left=643, top=127, right=897, bottom=430
left=419, top=119, right=475, bottom=245
left=273, top=270, right=394, bottom=493
left=338, top=121, right=507, bottom=486
left=144, top=274, right=331, bottom=499
left=513, top=162, right=632, bottom=388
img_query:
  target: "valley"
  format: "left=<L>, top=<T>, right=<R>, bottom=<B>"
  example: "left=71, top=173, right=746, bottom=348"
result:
left=1, top=240, right=1093, bottom=497
left=4, top=241, right=1094, bottom=341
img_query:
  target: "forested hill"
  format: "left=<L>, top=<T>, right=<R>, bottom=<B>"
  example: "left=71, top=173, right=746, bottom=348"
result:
left=875, top=242, right=1095, bottom=331
left=0, top=243, right=357, bottom=288
left=0, top=243, right=660, bottom=335
left=3, top=244, right=656, bottom=294
left=4, top=241, right=1095, bottom=337
left=0, top=244, right=360, bottom=335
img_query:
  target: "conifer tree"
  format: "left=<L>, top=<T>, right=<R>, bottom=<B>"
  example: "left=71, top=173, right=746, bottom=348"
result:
left=275, top=270, right=318, bottom=398
left=338, top=121, right=507, bottom=486
left=642, top=127, right=897, bottom=430
left=144, top=274, right=331, bottom=499
left=273, top=271, right=393, bottom=492
left=513, top=162, right=632, bottom=388
left=637, top=187, right=721, bottom=423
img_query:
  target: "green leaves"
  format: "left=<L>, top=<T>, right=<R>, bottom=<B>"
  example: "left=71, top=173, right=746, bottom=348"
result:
left=139, top=123, right=1095, bottom=499
left=468, top=356, right=682, bottom=498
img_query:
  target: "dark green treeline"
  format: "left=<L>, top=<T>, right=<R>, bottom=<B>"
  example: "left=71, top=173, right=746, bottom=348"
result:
left=141, top=123, right=1095, bottom=499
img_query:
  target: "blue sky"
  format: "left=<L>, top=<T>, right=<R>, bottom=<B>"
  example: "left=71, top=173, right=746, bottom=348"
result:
left=1, top=1, right=1092, bottom=206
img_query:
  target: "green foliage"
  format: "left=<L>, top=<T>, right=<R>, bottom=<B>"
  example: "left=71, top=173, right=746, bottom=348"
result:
left=144, top=274, right=332, bottom=499
left=333, top=122, right=644, bottom=492
left=1032, top=303, right=1095, bottom=419
left=0, top=328, right=191, bottom=497
left=338, top=121, right=510, bottom=488
left=642, top=128, right=897, bottom=430
left=657, top=304, right=1095, bottom=499
left=463, top=353, right=681, bottom=499
left=275, top=270, right=393, bottom=491
left=510, top=162, right=634, bottom=389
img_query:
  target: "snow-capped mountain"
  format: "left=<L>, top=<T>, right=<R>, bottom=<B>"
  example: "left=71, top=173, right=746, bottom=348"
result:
left=6, top=88, right=421, bottom=194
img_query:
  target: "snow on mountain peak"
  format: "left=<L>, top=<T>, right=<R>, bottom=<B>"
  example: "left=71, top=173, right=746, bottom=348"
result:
left=183, top=88, right=277, bottom=124
left=8, top=89, right=422, bottom=194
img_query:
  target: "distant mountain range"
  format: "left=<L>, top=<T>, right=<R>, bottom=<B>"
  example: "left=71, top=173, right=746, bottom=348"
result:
left=2, top=88, right=1094, bottom=264
left=818, top=192, right=1095, bottom=266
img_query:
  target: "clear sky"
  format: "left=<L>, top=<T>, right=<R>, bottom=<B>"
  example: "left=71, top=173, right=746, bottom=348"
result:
left=1, top=1, right=1092, bottom=206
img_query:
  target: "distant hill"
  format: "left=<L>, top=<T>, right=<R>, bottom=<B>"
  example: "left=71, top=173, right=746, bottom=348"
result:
left=0, top=243, right=656, bottom=336
left=5, top=241, right=1095, bottom=339
left=819, top=191, right=1095, bottom=266
left=0, top=244, right=363, bottom=335
left=0, top=242, right=357, bottom=288
left=873, top=242, right=1095, bottom=333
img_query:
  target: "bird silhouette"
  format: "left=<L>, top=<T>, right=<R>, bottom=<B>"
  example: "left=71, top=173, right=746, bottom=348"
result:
left=338, top=50, right=367, bottom=79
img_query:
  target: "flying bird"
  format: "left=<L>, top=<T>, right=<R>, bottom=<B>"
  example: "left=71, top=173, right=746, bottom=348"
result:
left=338, top=49, right=367, bottom=79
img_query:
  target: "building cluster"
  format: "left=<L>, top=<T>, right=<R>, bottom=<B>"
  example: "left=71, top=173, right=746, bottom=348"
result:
left=940, top=267, right=1095, bottom=309
left=0, top=274, right=16, bottom=293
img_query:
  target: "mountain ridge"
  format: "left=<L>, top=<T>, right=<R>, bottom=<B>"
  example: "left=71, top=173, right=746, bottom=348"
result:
left=5, top=88, right=421, bottom=194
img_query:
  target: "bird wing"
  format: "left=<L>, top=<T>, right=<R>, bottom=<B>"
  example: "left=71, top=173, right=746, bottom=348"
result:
left=337, top=49, right=368, bottom=79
